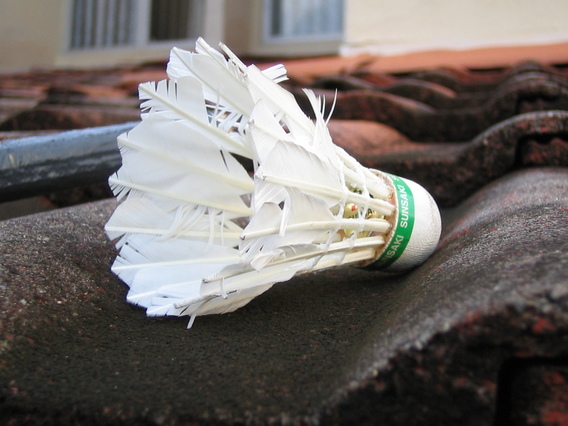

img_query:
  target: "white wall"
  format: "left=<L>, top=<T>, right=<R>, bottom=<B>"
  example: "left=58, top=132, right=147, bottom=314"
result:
left=0, top=0, right=226, bottom=71
left=2, top=0, right=568, bottom=71
left=342, top=0, right=568, bottom=56
left=0, top=0, right=67, bottom=71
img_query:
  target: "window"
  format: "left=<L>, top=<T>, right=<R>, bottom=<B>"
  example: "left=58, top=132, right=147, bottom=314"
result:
left=69, top=0, right=204, bottom=50
left=150, top=0, right=203, bottom=42
left=265, top=0, right=343, bottom=42
left=70, top=0, right=137, bottom=49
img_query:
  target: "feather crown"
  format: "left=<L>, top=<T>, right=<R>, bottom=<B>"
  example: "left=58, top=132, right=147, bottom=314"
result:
left=105, top=38, right=442, bottom=327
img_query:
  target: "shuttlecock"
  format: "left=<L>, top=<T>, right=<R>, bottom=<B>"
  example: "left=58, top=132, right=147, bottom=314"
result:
left=105, top=38, right=442, bottom=327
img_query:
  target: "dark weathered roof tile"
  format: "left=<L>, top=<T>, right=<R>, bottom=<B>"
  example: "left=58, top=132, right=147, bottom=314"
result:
left=0, top=55, right=567, bottom=424
left=0, top=168, right=566, bottom=424
left=329, top=110, right=568, bottom=206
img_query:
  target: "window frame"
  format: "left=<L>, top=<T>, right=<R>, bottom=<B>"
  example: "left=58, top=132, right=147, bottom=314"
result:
left=262, top=0, right=344, bottom=45
left=66, top=0, right=204, bottom=52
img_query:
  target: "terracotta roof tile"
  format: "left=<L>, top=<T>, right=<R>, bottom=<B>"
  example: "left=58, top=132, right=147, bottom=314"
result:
left=0, top=53, right=567, bottom=424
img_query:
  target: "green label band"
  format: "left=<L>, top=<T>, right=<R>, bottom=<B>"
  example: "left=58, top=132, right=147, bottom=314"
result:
left=372, top=174, right=415, bottom=269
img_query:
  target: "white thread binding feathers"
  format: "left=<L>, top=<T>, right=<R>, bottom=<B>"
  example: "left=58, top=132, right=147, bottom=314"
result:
left=106, top=38, right=442, bottom=328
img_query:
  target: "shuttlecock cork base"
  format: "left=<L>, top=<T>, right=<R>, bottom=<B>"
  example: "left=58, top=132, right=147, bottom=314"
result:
left=105, top=38, right=442, bottom=326
left=365, top=172, right=442, bottom=272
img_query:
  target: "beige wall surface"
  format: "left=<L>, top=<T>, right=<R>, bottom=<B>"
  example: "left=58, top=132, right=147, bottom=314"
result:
left=0, top=0, right=67, bottom=71
left=55, top=0, right=224, bottom=70
left=2, top=0, right=568, bottom=71
left=342, top=0, right=568, bottom=56
left=0, top=0, right=225, bottom=71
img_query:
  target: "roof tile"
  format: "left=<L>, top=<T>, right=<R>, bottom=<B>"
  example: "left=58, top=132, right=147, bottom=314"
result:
left=0, top=54, right=567, bottom=424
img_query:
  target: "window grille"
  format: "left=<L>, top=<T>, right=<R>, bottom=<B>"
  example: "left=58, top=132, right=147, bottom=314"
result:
left=266, top=0, right=343, bottom=40
left=69, top=0, right=203, bottom=50
left=70, top=0, right=136, bottom=49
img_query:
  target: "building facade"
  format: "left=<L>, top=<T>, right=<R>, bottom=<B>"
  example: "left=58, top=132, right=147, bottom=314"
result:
left=0, top=0, right=343, bottom=71
left=1, top=0, right=567, bottom=72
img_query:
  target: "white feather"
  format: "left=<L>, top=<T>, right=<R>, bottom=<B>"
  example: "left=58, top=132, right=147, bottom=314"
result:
left=138, top=78, right=250, bottom=157
left=240, top=188, right=335, bottom=264
left=255, top=139, right=345, bottom=208
left=105, top=39, right=439, bottom=328
left=105, top=39, right=299, bottom=323
left=111, top=235, right=239, bottom=303
left=245, top=65, right=314, bottom=140
left=105, top=197, right=243, bottom=246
